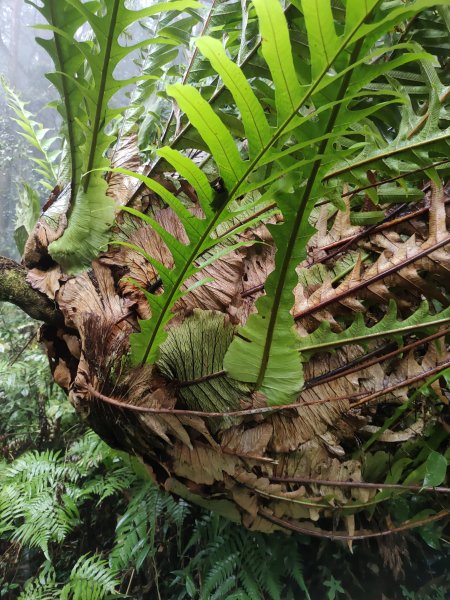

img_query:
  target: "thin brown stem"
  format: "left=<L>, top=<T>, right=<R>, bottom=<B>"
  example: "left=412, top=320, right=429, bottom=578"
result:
left=315, top=201, right=408, bottom=265
left=311, top=193, right=450, bottom=258
left=293, top=237, right=450, bottom=321
left=269, top=476, right=450, bottom=494
left=350, top=360, right=450, bottom=409
left=306, top=327, right=450, bottom=389
left=83, top=360, right=450, bottom=418
left=341, top=162, right=448, bottom=198
left=258, top=507, right=450, bottom=540
left=8, top=330, right=38, bottom=367
left=125, top=569, right=135, bottom=596
left=83, top=382, right=364, bottom=417
left=239, top=197, right=450, bottom=299
left=177, top=370, right=226, bottom=388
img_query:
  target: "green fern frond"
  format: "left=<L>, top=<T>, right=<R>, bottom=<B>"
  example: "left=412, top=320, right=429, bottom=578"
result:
left=325, top=53, right=450, bottom=190
left=299, top=300, right=450, bottom=357
left=81, top=466, right=136, bottom=504
left=19, top=562, right=60, bottom=600
left=29, top=0, right=201, bottom=272
left=115, top=0, right=449, bottom=405
left=0, top=450, right=81, bottom=557
left=110, top=480, right=188, bottom=573
left=61, top=554, right=119, bottom=600
left=0, top=75, right=60, bottom=190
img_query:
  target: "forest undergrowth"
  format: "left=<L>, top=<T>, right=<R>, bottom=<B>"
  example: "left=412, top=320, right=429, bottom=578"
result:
left=0, top=306, right=448, bottom=600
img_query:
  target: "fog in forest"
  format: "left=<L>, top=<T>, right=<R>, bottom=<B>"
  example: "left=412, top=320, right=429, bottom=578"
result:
left=0, top=0, right=155, bottom=259
left=0, top=0, right=58, bottom=258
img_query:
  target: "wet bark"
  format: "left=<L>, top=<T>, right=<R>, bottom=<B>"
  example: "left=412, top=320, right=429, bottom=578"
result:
left=0, top=256, right=64, bottom=326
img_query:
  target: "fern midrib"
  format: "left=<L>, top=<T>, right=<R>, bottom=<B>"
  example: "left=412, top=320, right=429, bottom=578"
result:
left=142, top=2, right=379, bottom=366
left=324, top=131, right=450, bottom=180
left=317, top=8, right=332, bottom=70
left=141, top=209, right=223, bottom=364
left=299, top=315, right=450, bottom=353
left=48, top=0, right=77, bottom=206
left=159, top=0, right=219, bottom=146
left=82, top=0, right=120, bottom=193
left=293, top=236, right=450, bottom=321
left=253, top=34, right=370, bottom=388
left=262, top=2, right=297, bottom=116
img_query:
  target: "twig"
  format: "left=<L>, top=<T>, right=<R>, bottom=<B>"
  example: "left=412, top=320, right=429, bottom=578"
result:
left=240, top=197, right=450, bottom=299
left=268, top=476, right=450, bottom=494
left=175, top=327, right=450, bottom=391
left=293, top=237, right=450, bottom=321
left=311, top=196, right=449, bottom=256
left=258, top=507, right=450, bottom=540
left=305, top=327, right=450, bottom=389
left=8, top=330, right=37, bottom=366
left=341, top=162, right=449, bottom=198
left=82, top=382, right=364, bottom=417
left=83, top=360, right=450, bottom=418
left=177, top=370, right=226, bottom=388
left=125, top=569, right=135, bottom=596
left=349, top=360, right=450, bottom=409
left=313, top=201, right=408, bottom=265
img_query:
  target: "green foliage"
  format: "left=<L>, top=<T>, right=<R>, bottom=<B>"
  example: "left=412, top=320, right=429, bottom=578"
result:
left=170, top=513, right=311, bottom=600
left=0, top=76, right=60, bottom=191
left=401, top=584, right=449, bottom=600
left=325, top=54, right=450, bottom=192
left=0, top=77, right=61, bottom=254
left=18, top=555, right=120, bottom=600
left=113, top=164, right=243, bottom=365
left=423, top=450, right=448, bottom=487
left=21, top=0, right=450, bottom=404
left=0, top=426, right=136, bottom=596
left=61, top=554, right=120, bottom=600
left=120, top=6, right=203, bottom=148
left=324, top=575, right=345, bottom=600
left=110, top=480, right=189, bottom=574
left=157, top=310, right=248, bottom=414
left=0, top=305, right=70, bottom=448
left=298, top=300, right=450, bottom=357
left=223, top=0, right=447, bottom=404
left=2, top=2, right=450, bottom=598
left=0, top=450, right=80, bottom=557
left=29, top=0, right=200, bottom=271
left=105, top=0, right=450, bottom=406
left=0, top=310, right=448, bottom=598
left=18, top=562, right=59, bottom=600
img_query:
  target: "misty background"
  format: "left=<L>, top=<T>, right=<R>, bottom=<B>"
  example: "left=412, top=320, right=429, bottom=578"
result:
left=0, top=0, right=162, bottom=260
left=0, top=0, right=58, bottom=259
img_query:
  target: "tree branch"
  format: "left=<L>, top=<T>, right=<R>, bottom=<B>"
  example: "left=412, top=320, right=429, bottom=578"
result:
left=0, top=256, right=64, bottom=326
